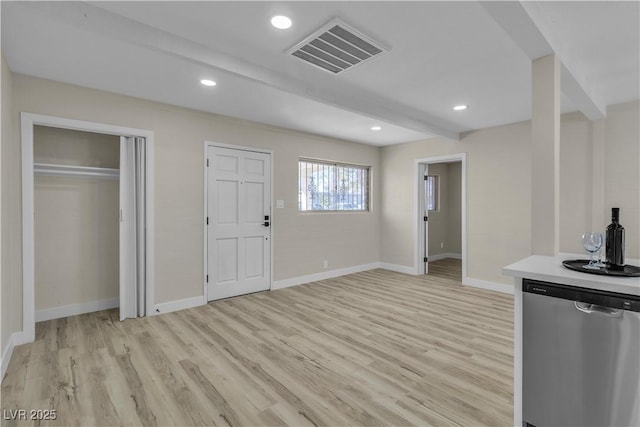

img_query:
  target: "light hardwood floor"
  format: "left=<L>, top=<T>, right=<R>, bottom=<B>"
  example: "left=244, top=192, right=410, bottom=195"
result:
left=1, top=268, right=513, bottom=426
left=427, top=258, right=462, bottom=281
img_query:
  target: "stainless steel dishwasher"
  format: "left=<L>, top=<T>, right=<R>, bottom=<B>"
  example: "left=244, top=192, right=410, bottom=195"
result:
left=523, top=279, right=640, bottom=427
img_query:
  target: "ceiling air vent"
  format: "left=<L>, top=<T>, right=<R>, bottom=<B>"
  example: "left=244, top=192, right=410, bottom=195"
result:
left=287, top=19, right=388, bottom=74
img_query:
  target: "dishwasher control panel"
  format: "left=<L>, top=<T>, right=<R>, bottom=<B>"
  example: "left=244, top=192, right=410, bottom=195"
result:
left=523, top=279, right=640, bottom=313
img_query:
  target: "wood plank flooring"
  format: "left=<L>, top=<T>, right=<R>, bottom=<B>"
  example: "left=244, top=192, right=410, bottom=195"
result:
left=428, top=258, right=462, bottom=281
left=1, top=268, right=514, bottom=426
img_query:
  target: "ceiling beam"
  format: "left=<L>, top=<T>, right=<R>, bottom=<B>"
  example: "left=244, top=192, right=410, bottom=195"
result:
left=24, top=1, right=460, bottom=141
left=480, top=1, right=606, bottom=120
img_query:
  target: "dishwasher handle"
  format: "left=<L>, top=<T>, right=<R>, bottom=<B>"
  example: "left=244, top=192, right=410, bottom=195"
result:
left=575, top=301, right=623, bottom=318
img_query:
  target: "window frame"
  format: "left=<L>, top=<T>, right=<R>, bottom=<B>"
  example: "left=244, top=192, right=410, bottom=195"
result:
left=298, top=157, right=371, bottom=213
left=425, top=174, right=439, bottom=212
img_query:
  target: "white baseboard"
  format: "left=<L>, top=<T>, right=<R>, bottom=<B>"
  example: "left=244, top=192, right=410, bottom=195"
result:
left=1, top=332, right=20, bottom=382
left=463, top=277, right=514, bottom=295
left=377, top=262, right=417, bottom=275
left=272, top=263, right=380, bottom=290
left=155, top=295, right=205, bottom=315
left=271, top=261, right=513, bottom=298
left=35, top=297, right=119, bottom=322
left=428, top=252, right=462, bottom=262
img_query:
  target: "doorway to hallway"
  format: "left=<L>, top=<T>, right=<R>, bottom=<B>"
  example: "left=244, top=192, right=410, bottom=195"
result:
left=415, top=154, right=467, bottom=281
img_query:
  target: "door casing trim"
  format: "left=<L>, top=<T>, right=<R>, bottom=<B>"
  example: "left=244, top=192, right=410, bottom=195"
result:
left=20, top=113, right=155, bottom=344
left=414, top=153, right=467, bottom=280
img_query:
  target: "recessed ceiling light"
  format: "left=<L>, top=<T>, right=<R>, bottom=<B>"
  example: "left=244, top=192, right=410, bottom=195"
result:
left=200, top=79, right=217, bottom=87
left=453, top=105, right=468, bottom=111
left=371, top=126, right=382, bottom=131
left=271, top=15, right=292, bottom=30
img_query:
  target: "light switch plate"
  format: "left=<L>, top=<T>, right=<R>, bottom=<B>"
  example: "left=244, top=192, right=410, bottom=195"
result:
left=276, top=200, right=284, bottom=209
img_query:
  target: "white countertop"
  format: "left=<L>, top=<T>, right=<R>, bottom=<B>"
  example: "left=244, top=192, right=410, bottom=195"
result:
left=503, top=253, right=640, bottom=296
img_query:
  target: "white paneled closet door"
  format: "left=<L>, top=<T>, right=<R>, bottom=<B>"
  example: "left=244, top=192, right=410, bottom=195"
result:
left=207, top=146, right=271, bottom=301
left=119, top=136, right=146, bottom=320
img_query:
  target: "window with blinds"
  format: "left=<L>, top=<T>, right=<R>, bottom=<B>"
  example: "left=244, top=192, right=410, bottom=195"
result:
left=298, top=159, right=370, bottom=211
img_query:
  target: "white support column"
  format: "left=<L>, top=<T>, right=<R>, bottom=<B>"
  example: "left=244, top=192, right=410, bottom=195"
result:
left=531, top=54, right=561, bottom=256
left=591, top=119, right=606, bottom=232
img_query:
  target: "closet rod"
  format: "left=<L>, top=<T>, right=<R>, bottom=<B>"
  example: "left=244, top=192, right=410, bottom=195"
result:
left=34, top=163, right=119, bottom=180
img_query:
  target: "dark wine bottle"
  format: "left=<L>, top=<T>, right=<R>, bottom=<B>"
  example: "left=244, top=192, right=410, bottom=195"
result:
left=605, top=207, right=625, bottom=270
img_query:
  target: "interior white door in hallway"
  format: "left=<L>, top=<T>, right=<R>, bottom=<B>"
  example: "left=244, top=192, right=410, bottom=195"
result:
left=420, top=163, right=429, bottom=275
left=207, top=146, right=272, bottom=301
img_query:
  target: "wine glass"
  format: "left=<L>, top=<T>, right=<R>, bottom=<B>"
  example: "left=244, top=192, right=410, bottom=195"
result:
left=581, top=232, right=603, bottom=270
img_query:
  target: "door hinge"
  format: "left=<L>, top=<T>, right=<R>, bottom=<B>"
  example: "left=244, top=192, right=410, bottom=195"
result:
left=206, top=274, right=209, bottom=283
left=424, top=216, right=428, bottom=221
left=423, top=257, right=428, bottom=262
left=206, top=158, right=209, bottom=167
left=424, top=175, right=429, bottom=180
left=206, top=217, right=209, bottom=225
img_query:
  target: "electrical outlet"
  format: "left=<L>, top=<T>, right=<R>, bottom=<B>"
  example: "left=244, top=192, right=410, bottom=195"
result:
left=440, top=242, right=444, bottom=249
left=323, top=260, right=328, bottom=269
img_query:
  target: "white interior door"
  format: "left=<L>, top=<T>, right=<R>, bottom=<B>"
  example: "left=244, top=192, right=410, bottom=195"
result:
left=207, top=146, right=271, bottom=301
left=119, top=137, right=137, bottom=320
left=421, top=163, right=429, bottom=275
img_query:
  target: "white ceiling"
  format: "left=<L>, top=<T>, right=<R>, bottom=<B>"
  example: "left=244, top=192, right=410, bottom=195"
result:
left=2, top=1, right=638, bottom=146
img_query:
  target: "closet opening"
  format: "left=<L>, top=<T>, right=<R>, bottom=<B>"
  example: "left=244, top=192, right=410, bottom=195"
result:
left=34, top=126, right=121, bottom=322
left=21, top=113, right=154, bottom=344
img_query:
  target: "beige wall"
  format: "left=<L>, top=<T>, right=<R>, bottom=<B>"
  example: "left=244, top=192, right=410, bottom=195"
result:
left=35, top=177, right=120, bottom=309
left=13, top=74, right=381, bottom=305
left=381, top=120, right=532, bottom=285
left=446, top=162, right=462, bottom=254
left=559, top=103, right=639, bottom=259
left=0, top=51, right=22, bottom=351
left=427, top=163, right=449, bottom=257
left=554, top=105, right=639, bottom=258
left=2, top=53, right=21, bottom=354
left=34, top=125, right=120, bottom=168
left=427, top=162, right=462, bottom=257
left=34, top=127, right=120, bottom=311
left=559, top=112, right=593, bottom=254
left=604, top=101, right=640, bottom=259
left=4, top=71, right=638, bottom=332
left=381, top=105, right=639, bottom=286
left=0, top=53, right=4, bottom=355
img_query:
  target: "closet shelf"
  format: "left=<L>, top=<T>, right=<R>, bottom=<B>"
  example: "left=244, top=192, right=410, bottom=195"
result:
left=34, top=163, right=119, bottom=179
